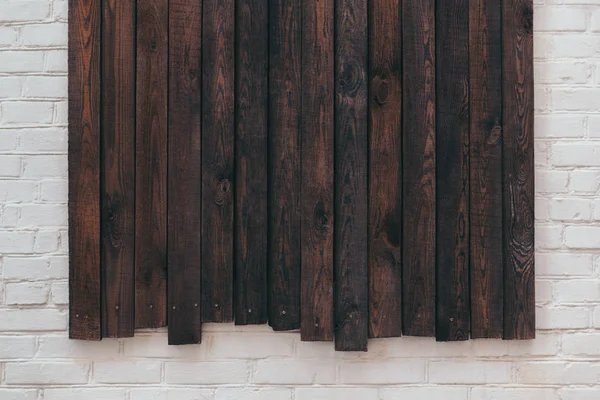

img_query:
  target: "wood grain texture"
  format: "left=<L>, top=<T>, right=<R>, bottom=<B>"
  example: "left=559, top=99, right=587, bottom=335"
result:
left=167, top=0, right=203, bottom=345
left=436, top=0, right=470, bottom=342
left=300, top=0, right=334, bottom=342
left=69, top=0, right=102, bottom=341
left=268, top=0, right=302, bottom=331
left=470, top=0, right=504, bottom=339
left=502, top=0, right=535, bottom=340
left=202, top=0, right=235, bottom=323
left=235, top=0, right=269, bottom=325
left=402, top=0, right=436, bottom=337
left=368, top=0, right=402, bottom=339
left=135, top=0, right=168, bottom=329
left=101, top=0, right=136, bottom=338
left=335, top=0, right=369, bottom=351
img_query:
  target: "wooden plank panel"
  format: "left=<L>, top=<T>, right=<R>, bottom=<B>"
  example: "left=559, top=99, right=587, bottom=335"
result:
left=235, top=0, right=269, bottom=325
left=167, top=0, right=203, bottom=345
left=202, top=0, right=235, bottom=323
left=101, top=0, right=136, bottom=338
left=502, top=0, right=535, bottom=340
left=69, top=0, right=102, bottom=341
left=300, top=0, right=334, bottom=341
left=470, top=0, right=503, bottom=339
left=268, top=0, right=302, bottom=331
left=334, top=0, right=369, bottom=351
left=436, top=0, right=470, bottom=342
left=368, top=0, right=402, bottom=339
left=401, top=0, right=436, bottom=337
left=135, top=0, right=168, bottom=329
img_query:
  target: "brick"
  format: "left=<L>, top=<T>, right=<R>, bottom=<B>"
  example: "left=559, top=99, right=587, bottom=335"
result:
left=0, top=77, right=23, bottom=98
left=19, top=23, right=67, bottom=48
left=535, top=8, right=587, bottom=32
left=340, top=360, right=425, bottom=384
left=50, top=280, right=68, bottom=304
left=1, top=101, right=54, bottom=125
left=517, top=362, right=600, bottom=384
left=0, top=51, right=45, bottom=73
left=549, top=198, right=591, bottom=221
left=130, top=389, right=214, bottom=400
left=537, top=253, right=593, bottom=276
left=553, top=89, right=600, bottom=111
left=5, top=362, right=89, bottom=384
left=381, top=388, right=468, bottom=400
left=536, top=115, right=585, bottom=138
left=0, top=309, right=66, bottom=331
left=556, top=280, right=600, bottom=302
left=0, top=336, right=36, bottom=359
left=295, top=389, right=377, bottom=400
left=40, top=180, right=67, bottom=202
left=570, top=170, right=600, bottom=193
left=566, top=227, right=600, bottom=249
left=44, top=389, right=127, bottom=400
left=536, top=225, right=563, bottom=249
left=0, top=231, right=35, bottom=253
left=0, top=155, right=22, bottom=177
left=5, top=281, right=50, bottom=305
left=254, top=360, right=336, bottom=385
left=209, top=334, right=294, bottom=358
left=0, top=390, right=38, bottom=400
left=0, top=1, right=50, bottom=22
left=536, top=170, right=568, bottom=194
left=471, top=388, right=558, bottom=400
left=18, top=128, right=67, bottom=152
left=0, top=181, right=38, bottom=203
left=45, top=50, right=67, bottom=72
left=94, top=361, right=162, bottom=384
left=34, top=230, right=60, bottom=253
left=429, top=361, right=512, bottom=384
left=123, top=334, right=205, bottom=358
left=2, top=256, right=67, bottom=280
left=23, top=155, right=67, bottom=178
left=19, top=204, right=67, bottom=226
left=37, top=336, right=119, bottom=359
left=537, top=307, right=589, bottom=329
left=563, top=333, right=600, bottom=356
left=561, top=389, right=600, bottom=400
left=165, top=362, right=248, bottom=384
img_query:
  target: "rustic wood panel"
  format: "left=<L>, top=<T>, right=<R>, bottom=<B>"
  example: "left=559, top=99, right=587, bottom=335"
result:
left=167, top=0, right=203, bottom=345
left=69, top=0, right=102, bottom=341
left=234, top=0, right=269, bottom=325
left=502, top=0, right=535, bottom=340
left=368, top=0, right=402, bottom=339
left=268, top=0, right=302, bottom=331
left=335, top=0, right=369, bottom=351
left=101, top=0, right=136, bottom=338
left=436, top=0, right=470, bottom=342
left=300, top=0, right=335, bottom=342
left=470, top=0, right=504, bottom=339
left=202, top=0, right=235, bottom=323
left=401, top=0, right=436, bottom=337
left=135, top=0, right=168, bottom=329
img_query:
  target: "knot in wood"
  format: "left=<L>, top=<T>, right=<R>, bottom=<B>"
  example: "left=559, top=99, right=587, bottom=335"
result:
left=488, top=125, right=502, bottom=145
left=214, top=179, right=231, bottom=205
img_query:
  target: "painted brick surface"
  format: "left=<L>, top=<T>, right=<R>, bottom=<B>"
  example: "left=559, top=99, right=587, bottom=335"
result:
left=0, top=1, right=599, bottom=398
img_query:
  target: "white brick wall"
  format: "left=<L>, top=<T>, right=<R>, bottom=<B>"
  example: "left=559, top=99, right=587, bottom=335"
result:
left=0, top=0, right=599, bottom=399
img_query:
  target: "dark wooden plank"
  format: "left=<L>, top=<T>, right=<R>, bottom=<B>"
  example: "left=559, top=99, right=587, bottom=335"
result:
left=201, top=0, right=235, bottom=323
left=69, top=0, right=102, bottom=341
left=300, top=0, right=334, bottom=342
left=401, top=0, right=436, bottom=337
left=101, top=0, right=135, bottom=338
left=135, top=0, right=168, bottom=330
left=435, top=0, right=470, bottom=342
left=502, top=0, right=535, bottom=340
left=234, top=0, right=269, bottom=325
left=470, top=0, right=503, bottom=339
left=368, top=0, right=402, bottom=339
left=167, top=0, right=203, bottom=345
left=334, top=0, right=369, bottom=351
left=268, top=0, right=302, bottom=331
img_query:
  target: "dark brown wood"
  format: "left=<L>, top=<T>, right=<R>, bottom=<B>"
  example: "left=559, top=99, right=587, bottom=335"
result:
left=368, top=0, right=402, bottom=339
left=401, top=0, right=436, bottom=337
left=268, top=0, right=302, bottom=331
left=502, top=0, right=535, bottom=340
left=300, top=0, right=334, bottom=342
left=335, top=0, right=369, bottom=351
left=69, top=0, right=102, bottom=341
left=202, top=0, right=235, bottom=323
left=470, top=0, right=503, bottom=339
left=101, top=0, right=135, bottom=338
left=135, top=0, right=168, bottom=329
left=235, top=0, right=269, bottom=325
left=167, top=0, right=203, bottom=345
left=436, top=0, right=470, bottom=342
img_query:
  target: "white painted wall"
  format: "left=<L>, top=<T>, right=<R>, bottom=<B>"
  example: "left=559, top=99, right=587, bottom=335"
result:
left=0, top=0, right=599, bottom=399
